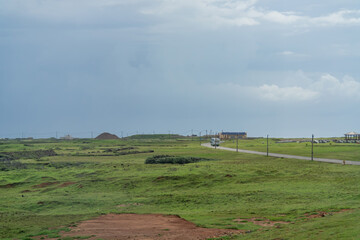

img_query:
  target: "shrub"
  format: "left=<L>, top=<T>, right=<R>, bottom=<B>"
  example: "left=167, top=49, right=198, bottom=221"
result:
left=145, top=155, right=213, bottom=164
left=0, top=149, right=57, bottom=160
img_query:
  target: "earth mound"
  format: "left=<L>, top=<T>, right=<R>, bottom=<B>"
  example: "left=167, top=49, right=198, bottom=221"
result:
left=95, top=132, right=119, bottom=140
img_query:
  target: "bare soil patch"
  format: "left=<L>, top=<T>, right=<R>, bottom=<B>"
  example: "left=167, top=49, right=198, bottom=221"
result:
left=21, top=189, right=33, bottom=193
left=58, top=182, right=76, bottom=188
left=0, top=183, right=17, bottom=188
left=32, top=182, right=59, bottom=188
left=304, top=209, right=353, bottom=219
left=61, top=213, right=245, bottom=240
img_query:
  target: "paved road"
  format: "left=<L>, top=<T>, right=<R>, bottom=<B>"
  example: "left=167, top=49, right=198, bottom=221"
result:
left=202, top=143, right=360, bottom=166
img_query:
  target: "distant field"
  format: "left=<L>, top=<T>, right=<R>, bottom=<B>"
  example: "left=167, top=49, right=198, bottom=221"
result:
left=221, top=138, right=360, bottom=161
left=0, top=137, right=360, bottom=239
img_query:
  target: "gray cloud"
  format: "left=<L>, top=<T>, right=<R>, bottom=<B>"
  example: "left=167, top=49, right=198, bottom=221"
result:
left=1, top=0, right=360, bottom=137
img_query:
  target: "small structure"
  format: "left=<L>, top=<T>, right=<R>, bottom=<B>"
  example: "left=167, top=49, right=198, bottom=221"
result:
left=219, top=132, right=247, bottom=140
left=60, top=134, right=74, bottom=140
left=344, top=132, right=360, bottom=140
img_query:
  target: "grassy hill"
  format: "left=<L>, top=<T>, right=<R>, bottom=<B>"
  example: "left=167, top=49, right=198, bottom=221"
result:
left=0, top=138, right=359, bottom=239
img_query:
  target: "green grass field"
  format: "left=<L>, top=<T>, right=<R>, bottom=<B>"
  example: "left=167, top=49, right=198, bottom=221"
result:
left=221, top=138, right=360, bottom=161
left=1, top=137, right=360, bottom=239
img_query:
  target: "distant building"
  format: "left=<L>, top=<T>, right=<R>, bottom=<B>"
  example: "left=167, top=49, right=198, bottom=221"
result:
left=345, top=132, right=360, bottom=140
left=219, top=132, right=247, bottom=140
left=60, top=134, right=74, bottom=140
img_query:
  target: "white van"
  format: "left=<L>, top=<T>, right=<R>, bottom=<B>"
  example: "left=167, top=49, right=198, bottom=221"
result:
left=210, top=138, right=220, bottom=146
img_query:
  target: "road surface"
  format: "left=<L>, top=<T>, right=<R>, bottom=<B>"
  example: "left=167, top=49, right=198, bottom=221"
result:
left=201, top=143, right=360, bottom=166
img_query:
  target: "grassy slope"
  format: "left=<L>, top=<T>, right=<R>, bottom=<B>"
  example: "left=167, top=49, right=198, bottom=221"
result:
left=0, top=138, right=359, bottom=239
left=221, top=138, right=360, bottom=161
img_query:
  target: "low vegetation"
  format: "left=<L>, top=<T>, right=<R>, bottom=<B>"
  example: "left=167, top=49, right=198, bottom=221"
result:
left=145, top=155, right=213, bottom=164
left=0, top=149, right=57, bottom=161
left=221, top=137, right=360, bottom=161
left=0, top=137, right=359, bottom=239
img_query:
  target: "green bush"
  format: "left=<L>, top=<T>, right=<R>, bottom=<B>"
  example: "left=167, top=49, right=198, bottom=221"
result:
left=0, top=149, right=57, bottom=160
left=145, top=155, right=213, bottom=164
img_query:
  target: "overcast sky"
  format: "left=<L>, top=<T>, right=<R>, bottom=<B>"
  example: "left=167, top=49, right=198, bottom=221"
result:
left=1, top=0, right=360, bottom=138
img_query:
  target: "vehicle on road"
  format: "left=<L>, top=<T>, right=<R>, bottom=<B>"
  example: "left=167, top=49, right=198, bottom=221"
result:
left=210, top=138, right=220, bottom=146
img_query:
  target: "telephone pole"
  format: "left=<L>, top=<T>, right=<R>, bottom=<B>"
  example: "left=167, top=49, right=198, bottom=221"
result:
left=236, top=134, right=239, bottom=152
left=267, top=134, right=269, bottom=157
left=311, top=134, right=314, bottom=161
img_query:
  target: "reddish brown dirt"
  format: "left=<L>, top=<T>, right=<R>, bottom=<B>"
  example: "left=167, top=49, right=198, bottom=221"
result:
left=234, top=217, right=289, bottom=227
left=304, top=209, right=353, bottom=219
left=60, top=214, right=245, bottom=240
left=32, top=182, right=59, bottom=188
left=21, top=189, right=32, bottom=193
left=58, top=182, right=76, bottom=188
left=0, top=183, right=16, bottom=188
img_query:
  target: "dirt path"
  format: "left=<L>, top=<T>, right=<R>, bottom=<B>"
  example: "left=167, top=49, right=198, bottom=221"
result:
left=202, top=143, right=360, bottom=166
left=61, top=213, right=244, bottom=240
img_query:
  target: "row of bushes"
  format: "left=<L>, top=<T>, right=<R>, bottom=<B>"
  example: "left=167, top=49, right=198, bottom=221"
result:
left=145, top=155, right=213, bottom=164
left=0, top=160, right=28, bottom=171
left=0, top=149, right=57, bottom=161
left=71, top=150, right=154, bottom=157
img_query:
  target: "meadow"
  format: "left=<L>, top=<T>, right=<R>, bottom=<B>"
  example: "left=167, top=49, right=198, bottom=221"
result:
left=0, top=136, right=360, bottom=239
left=221, top=138, right=360, bottom=161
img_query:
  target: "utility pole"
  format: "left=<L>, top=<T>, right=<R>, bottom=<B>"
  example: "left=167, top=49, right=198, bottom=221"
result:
left=56, top=131, right=58, bottom=139
left=199, top=132, right=202, bottom=145
left=311, top=134, right=314, bottom=161
left=267, top=134, right=269, bottom=157
left=121, top=131, right=123, bottom=138
left=236, top=134, right=239, bottom=152
left=91, top=131, right=93, bottom=139
left=191, top=129, right=193, bottom=140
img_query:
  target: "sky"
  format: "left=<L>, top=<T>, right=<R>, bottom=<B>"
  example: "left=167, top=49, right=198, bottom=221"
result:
left=1, top=0, right=360, bottom=138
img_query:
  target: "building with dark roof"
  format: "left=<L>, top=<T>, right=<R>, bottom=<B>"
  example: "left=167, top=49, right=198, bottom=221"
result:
left=219, top=132, right=247, bottom=140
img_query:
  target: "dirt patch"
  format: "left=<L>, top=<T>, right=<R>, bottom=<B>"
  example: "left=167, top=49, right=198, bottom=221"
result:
left=32, top=182, right=59, bottom=188
left=95, top=132, right=119, bottom=140
left=0, top=181, right=26, bottom=188
left=234, top=217, right=289, bottom=227
left=21, top=189, right=32, bottom=193
left=60, top=214, right=245, bottom=240
left=305, top=211, right=329, bottom=218
left=304, top=209, right=353, bottom=219
left=0, top=183, right=18, bottom=188
left=154, top=176, right=182, bottom=182
left=58, top=182, right=76, bottom=188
